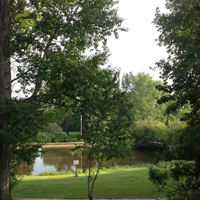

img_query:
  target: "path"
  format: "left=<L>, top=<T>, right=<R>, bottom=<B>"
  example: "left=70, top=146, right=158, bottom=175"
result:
left=17, top=198, right=168, bottom=200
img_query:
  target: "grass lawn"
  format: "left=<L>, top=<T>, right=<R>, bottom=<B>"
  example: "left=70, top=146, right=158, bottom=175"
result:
left=12, top=167, right=168, bottom=199
left=36, top=131, right=80, bottom=143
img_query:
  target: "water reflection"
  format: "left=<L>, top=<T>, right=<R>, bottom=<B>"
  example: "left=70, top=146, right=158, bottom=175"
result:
left=17, top=147, right=157, bottom=175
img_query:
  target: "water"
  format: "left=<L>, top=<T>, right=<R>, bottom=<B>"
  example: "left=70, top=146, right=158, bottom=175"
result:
left=17, top=147, right=159, bottom=175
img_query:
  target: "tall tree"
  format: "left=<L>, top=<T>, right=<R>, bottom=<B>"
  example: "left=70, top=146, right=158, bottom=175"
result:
left=149, top=1, right=200, bottom=199
left=0, top=1, right=126, bottom=199
left=121, top=72, right=166, bottom=122
left=152, top=0, right=200, bottom=112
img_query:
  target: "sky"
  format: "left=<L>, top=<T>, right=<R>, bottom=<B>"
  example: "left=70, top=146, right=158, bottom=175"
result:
left=107, top=0, right=168, bottom=81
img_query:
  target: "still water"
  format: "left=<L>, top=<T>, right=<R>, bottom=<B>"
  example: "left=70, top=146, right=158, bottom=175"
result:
left=17, top=147, right=158, bottom=175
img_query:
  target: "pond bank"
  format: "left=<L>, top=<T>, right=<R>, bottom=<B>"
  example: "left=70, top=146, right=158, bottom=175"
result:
left=42, top=142, right=84, bottom=148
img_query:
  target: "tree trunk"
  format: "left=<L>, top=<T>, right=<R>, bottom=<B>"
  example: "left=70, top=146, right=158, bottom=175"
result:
left=0, top=1, right=11, bottom=100
left=0, top=145, right=11, bottom=200
left=88, top=193, right=93, bottom=200
left=88, top=160, right=93, bottom=200
left=0, top=1, right=12, bottom=200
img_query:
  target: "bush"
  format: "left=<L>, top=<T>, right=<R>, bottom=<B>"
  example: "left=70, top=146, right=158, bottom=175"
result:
left=132, top=117, right=168, bottom=139
left=43, top=123, right=62, bottom=142
left=132, top=117, right=186, bottom=142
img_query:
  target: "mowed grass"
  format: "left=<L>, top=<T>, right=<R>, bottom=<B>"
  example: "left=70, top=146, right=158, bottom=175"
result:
left=12, top=167, right=168, bottom=199
left=36, top=131, right=80, bottom=143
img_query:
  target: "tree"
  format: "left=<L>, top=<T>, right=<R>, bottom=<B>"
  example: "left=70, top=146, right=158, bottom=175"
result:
left=43, top=123, right=62, bottom=142
left=122, top=72, right=189, bottom=142
left=121, top=72, right=167, bottom=122
left=0, top=1, right=126, bottom=199
left=76, top=68, right=133, bottom=200
left=132, top=117, right=167, bottom=139
left=149, top=1, right=200, bottom=199
left=151, top=0, right=200, bottom=113
left=60, top=110, right=80, bottom=134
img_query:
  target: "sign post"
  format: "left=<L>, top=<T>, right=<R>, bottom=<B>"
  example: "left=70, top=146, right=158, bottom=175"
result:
left=73, top=160, right=79, bottom=177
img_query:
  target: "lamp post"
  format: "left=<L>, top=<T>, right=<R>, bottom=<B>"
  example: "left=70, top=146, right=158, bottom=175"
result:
left=80, top=115, right=82, bottom=135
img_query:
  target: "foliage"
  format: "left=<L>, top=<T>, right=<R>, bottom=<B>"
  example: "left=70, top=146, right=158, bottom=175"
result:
left=122, top=72, right=189, bottom=143
left=37, top=169, right=82, bottom=176
left=75, top=68, right=133, bottom=200
left=149, top=114, right=200, bottom=199
left=60, top=110, right=80, bottom=133
left=10, top=0, right=126, bottom=105
left=149, top=159, right=200, bottom=200
left=132, top=117, right=186, bottom=141
left=152, top=0, right=200, bottom=113
left=9, top=168, right=23, bottom=192
left=0, top=99, right=50, bottom=190
left=121, top=72, right=167, bottom=122
left=43, top=123, right=62, bottom=142
left=149, top=0, right=200, bottom=199
left=37, top=131, right=80, bottom=143
left=48, top=107, right=81, bottom=133
left=0, top=0, right=126, bottom=198
left=132, top=117, right=166, bottom=139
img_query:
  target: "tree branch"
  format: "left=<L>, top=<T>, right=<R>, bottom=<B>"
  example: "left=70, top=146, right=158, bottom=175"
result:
left=23, top=90, right=62, bottom=103
left=10, top=2, right=31, bottom=23
left=27, top=5, right=65, bottom=103
left=91, top=158, right=103, bottom=192
left=11, top=76, right=20, bottom=83
left=8, top=0, right=15, bottom=8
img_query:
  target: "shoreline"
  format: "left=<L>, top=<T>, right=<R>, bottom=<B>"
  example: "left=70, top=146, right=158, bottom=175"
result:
left=41, top=142, right=84, bottom=148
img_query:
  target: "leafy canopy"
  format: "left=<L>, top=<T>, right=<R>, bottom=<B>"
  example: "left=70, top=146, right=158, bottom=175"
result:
left=152, top=0, right=200, bottom=113
left=10, top=0, right=126, bottom=105
left=149, top=1, right=200, bottom=199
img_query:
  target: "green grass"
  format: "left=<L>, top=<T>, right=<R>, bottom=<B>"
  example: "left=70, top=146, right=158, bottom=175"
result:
left=37, top=168, right=83, bottom=176
left=36, top=131, right=80, bottom=143
left=12, top=166, right=169, bottom=199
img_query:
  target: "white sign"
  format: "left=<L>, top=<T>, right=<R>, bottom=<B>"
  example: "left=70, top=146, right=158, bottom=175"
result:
left=73, top=160, right=79, bottom=165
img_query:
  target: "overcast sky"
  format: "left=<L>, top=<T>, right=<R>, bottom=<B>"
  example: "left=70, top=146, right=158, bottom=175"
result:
left=107, top=0, right=168, bottom=80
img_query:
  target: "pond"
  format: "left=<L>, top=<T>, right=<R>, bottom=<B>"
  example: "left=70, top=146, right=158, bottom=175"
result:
left=17, top=147, right=159, bottom=175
